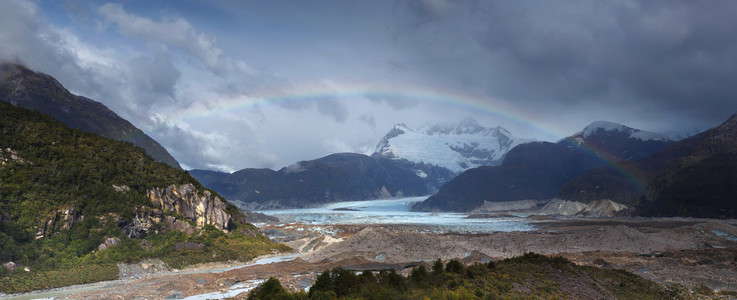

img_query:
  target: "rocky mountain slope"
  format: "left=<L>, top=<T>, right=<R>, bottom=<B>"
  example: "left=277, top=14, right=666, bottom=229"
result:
left=558, top=114, right=737, bottom=219
left=0, top=102, right=285, bottom=293
left=0, top=63, right=181, bottom=169
left=640, top=113, right=737, bottom=218
left=372, top=118, right=531, bottom=187
left=207, top=153, right=429, bottom=209
left=562, top=121, right=672, bottom=162
left=414, top=121, right=671, bottom=212
left=557, top=130, right=704, bottom=206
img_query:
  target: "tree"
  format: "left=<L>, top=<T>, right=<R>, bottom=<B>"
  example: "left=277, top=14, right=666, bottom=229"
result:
left=248, top=277, right=292, bottom=300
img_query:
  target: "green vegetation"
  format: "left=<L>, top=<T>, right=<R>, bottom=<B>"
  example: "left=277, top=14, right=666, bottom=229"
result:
left=0, top=264, right=118, bottom=294
left=247, top=253, right=673, bottom=299
left=0, top=101, right=286, bottom=293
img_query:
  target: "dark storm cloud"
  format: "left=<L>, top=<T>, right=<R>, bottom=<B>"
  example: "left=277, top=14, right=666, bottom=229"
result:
left=401, top=0, right=737, bottom=131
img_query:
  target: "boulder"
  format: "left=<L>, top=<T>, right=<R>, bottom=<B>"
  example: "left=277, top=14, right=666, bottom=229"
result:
left=3, top=261, right=17, bottom=271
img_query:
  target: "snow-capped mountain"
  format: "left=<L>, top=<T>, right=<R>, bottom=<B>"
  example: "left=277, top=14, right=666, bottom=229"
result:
left=562, top=121, right=672, bottom=163
left=373, top=117, right=532, bottom=173
left=574, top=121, right=671, bottom=142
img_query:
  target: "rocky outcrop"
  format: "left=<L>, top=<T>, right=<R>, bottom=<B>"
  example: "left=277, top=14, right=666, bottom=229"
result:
left=0, top=148, right=28, bottom=165
left=537, top=199, right=630, bottom=217
left=119, top=206, right=197, bottom=238
left=148, top=184, right=232, bottom=231
left=112, top=184, right=130, bottom=193
left=3, top=261, right=17, bottom=271
left=119, top=207, right=164, bottom=238
left=34, top=206, right=82, bottom=239
left=98, top=237, right=121, bottom=251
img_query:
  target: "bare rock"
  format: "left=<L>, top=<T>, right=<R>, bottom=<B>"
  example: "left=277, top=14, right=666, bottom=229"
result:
left=119, top=207, right=164, bottom=238
left=148, top=184, right=232, bottom=231
left=3, top=261, right=17, bottom=271
left=112, top=184, right=130, bottom=193
left=98, top=237, right=121, bottom=251
left=33, top=206, right=82, bottom=240
left=163, top=216, right=196, bottom=235
left=537, top=199, right=630, bottom=217
left=0, top=147, right=28, bottom=165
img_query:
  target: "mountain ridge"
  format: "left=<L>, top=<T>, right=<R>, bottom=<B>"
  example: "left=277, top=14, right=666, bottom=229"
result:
left=0, top=63, right=181, bottom=169
left=205, top=153, right=430, bottom=210
left=639, top=113, right=737, bottom=218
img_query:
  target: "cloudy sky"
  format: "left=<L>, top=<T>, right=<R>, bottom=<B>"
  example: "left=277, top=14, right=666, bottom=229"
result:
left=1, top=0, right=736, bottom=172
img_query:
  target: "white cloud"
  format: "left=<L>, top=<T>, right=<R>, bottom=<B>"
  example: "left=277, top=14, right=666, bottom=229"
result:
left=98, top=3, right=223, bottom=70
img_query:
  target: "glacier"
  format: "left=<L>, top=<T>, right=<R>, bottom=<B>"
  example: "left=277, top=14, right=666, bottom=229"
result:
left=373, top=117, right=532, bottom=173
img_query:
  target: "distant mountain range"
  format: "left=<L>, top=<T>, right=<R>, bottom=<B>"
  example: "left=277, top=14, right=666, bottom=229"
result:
left=198, top=153, right=429, bottom=209
left=192, top=118, right=530, bottom=209
left=0, top=63, right=181, bottom=169
left=414, top=121, right=673, bottom=212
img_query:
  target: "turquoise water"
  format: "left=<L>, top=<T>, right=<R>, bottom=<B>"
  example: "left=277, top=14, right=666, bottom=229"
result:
left=256, top=197, right=536, bottom=233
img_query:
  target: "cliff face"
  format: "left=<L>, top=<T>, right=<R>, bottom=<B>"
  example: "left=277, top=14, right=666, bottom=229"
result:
left=148, top=184, right=232, bottom=231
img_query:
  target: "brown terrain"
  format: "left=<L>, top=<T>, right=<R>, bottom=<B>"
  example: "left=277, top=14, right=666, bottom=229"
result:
left=8, top=217, right=737, bottom=299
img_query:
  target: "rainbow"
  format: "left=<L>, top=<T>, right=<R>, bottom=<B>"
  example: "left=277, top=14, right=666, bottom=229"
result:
left=176, top=83, right=567, bottom=136
left=172, top=83, right=648, bottom=190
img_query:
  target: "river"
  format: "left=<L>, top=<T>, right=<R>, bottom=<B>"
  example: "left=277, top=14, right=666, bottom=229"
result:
left=255, top=196, right=536, bottom=233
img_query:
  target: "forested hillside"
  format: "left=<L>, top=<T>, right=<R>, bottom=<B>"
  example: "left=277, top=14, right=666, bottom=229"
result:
left=0, top=101, right=286, bottom=293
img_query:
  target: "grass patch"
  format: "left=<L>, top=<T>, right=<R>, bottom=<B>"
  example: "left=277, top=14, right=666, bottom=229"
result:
left=0, top=263, right=118, bottom=294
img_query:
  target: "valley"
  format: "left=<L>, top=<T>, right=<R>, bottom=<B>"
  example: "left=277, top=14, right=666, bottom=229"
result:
left=4, top=199, right=737, bottom=299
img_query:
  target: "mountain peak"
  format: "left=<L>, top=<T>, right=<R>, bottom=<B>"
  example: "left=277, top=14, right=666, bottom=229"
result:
left=580, top=120, right=670, bottom=142
left=373, top=119, right=532, bottom=173
left=581, top=121, right=629, bottom=137
left=454, top=117, right=484, bottom=134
